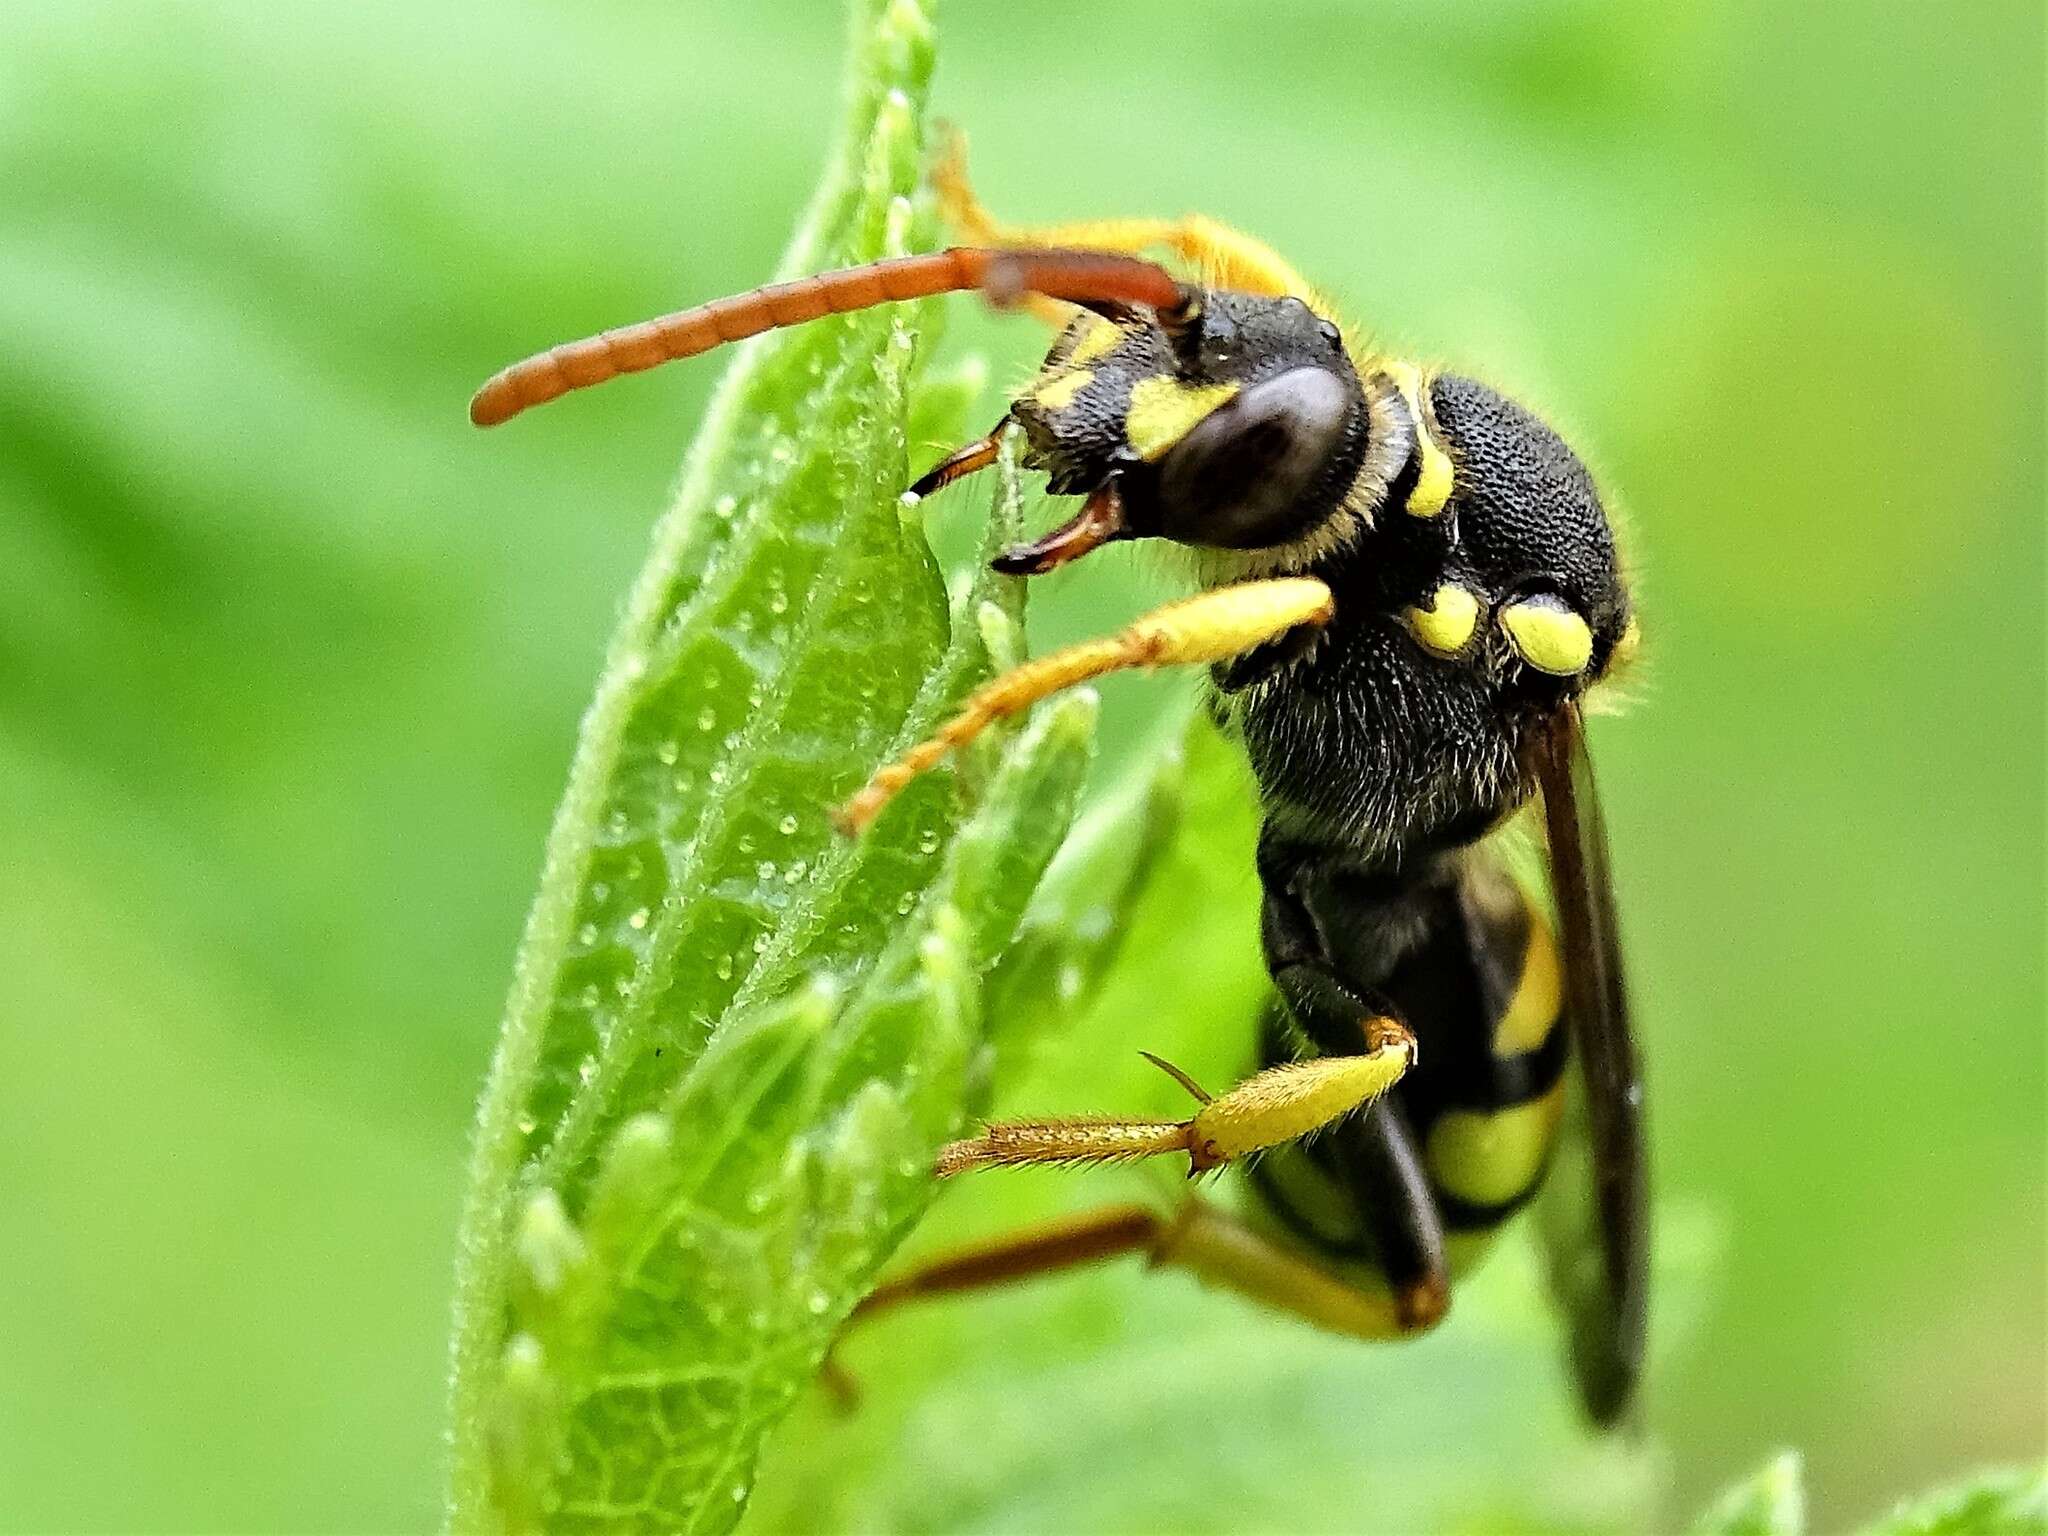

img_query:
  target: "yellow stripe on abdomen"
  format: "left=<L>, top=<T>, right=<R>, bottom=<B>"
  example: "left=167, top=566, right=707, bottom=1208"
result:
left=1493, top=904, right=1564, bottom=1057
left=1424, top=1083, right=1566, bottom=1210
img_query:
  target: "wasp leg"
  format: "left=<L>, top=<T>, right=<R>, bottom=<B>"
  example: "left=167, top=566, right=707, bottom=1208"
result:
left=820, top=1202, right=1160, bottom=1404
left=936, top=1030, right=1413, bottom=1177
left=1245, top=848, right=1458, bottom=1327
left=1259, top=837, right=1419, bottom=1061
left=1248, top=1044, right=1453, bottom=1330
left=834, top=1194, right=1441, bottom=1385
left=834, top=577, right=1334, bottom=834
left=1164, top=1196, right=1448, bottom=1339
left=935, top=128, right=1320, bottom=303
left=851, top=1202, right=1162, bottom=1323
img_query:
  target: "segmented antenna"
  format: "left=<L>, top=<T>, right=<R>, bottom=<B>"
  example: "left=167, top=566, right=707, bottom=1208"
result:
left=470, top=246, right=1192, bottom=427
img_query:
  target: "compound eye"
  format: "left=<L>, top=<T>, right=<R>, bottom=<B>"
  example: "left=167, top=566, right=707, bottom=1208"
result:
left=1155, top=366, right=1353, bottom=550
left=1500, top=593, right=1595, bottom=676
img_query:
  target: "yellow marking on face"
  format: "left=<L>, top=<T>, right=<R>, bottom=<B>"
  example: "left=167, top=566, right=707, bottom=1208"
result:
left=1032, top=367, right=1094, bottom=412
left=1501, top=595, right=1594, bottom=676
left=1403, top=582, right=1480, bottom=658
left=1065, top=319, right=1128, bottom=367
left=1381, top=360, right=1454, bottom=516
left=1493, top=908, right=1563, bottom=1056
left=1425, top=1084, right=1566, bottom=1209
left=1125, top=375, right=1240, bottom=461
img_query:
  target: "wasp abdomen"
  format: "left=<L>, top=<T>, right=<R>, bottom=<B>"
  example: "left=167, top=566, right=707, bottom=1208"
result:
left=1251, top=856, right=1569, bottom=1277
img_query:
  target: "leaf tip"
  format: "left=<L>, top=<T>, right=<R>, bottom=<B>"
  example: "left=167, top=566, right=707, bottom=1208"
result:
left=1044, top=685, right=1101, bottom=745
left=587, top=1111, right=678, bottom=1237
left=1693, top=1448, right=1807, bottom=1536
left=514, top=1189, right=588, bottom=1299
left=879, top=0, right=936, bottom=85
left=917, top=901, right=972, bottom=977
left=974, top=598, right=1024, bottom=673
left=488, top=1331, right=563, bottom=1530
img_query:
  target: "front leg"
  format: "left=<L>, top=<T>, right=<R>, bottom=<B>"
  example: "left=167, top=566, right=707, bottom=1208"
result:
left=835, top=578, right=1335, bottom=834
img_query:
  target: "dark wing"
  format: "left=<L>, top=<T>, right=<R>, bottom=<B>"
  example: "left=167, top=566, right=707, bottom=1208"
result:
left=1531, top=702, right=1648, bottom=1426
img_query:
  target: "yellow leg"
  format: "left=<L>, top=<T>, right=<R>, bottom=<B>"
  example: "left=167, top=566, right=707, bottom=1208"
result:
left=936, top=129, right=1323, bottom=304
left=833, top=576, right=1334, bottom=834
left=1163, top=1196, right=1446, bottom=1338
left=939, top=1019, right=1415, bottom=1178
left=835, top=1194, right=1441, bottom=1370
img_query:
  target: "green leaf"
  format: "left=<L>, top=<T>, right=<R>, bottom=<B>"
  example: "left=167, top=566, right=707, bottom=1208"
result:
left=1859, top=1466, right=2047, bottom=1536
left=980, top=707, right=1189, bottom=1064
left=1693, top=1451, right=1807, bottom=1536
left=443, top=2, right=1105, bottom=1527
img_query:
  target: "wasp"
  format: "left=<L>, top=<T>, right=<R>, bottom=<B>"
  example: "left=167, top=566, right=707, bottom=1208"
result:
left=471, top=146, right=1648, bottom=1423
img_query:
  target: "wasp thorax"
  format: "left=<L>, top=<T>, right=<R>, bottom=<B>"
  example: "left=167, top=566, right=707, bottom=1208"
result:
left=1341, top=369, right=1636, bottom=708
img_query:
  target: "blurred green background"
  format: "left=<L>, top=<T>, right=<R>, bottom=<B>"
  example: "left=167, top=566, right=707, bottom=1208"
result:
left=1, top=0, right=2040, bottom=1530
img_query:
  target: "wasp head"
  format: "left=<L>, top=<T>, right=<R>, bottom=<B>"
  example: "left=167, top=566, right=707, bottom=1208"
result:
left=1001, top=293, right=1373, bottom=572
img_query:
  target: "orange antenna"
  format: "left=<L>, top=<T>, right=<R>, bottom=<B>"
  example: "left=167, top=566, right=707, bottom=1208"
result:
left=469, top=246, right=1191, bottom=428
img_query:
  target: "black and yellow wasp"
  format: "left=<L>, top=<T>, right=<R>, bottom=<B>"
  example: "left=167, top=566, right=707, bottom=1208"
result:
left=471, top=147, right=1648, bottom=1423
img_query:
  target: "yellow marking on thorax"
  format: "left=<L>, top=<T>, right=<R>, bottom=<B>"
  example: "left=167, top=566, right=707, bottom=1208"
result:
left=1501, top=596, right=1594, bottom=676
left=1425, top=1083, right=1566, bottom=1209
left=1404, top=582, right=1480, bottom=657
left=1032, top=367, right=1094, bottom=412
left=1380, top=360, right=1454, bottom=517
left=1065, top=319, right=1128, bottom=367
left=1125, top=375, right=1240, bottom=461
left=1493, top=907, right=1563, bottom=1056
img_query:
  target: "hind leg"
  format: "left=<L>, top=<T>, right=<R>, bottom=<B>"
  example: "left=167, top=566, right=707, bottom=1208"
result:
left=933, top=1023, right=1414, bottom=1177
left=839, top=1195, right=1442, bottom=1352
